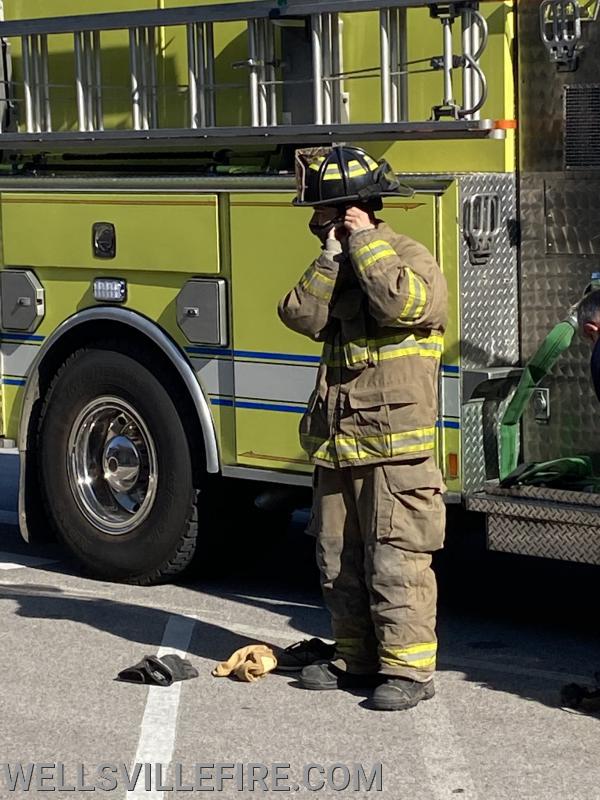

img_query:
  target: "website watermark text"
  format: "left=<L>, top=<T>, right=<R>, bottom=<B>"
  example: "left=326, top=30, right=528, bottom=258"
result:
left=1, top=762, right=383, bottom=792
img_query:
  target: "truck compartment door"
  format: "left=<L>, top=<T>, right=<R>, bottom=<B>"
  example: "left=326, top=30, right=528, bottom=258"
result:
left=229, top=191, right=439, bottom=473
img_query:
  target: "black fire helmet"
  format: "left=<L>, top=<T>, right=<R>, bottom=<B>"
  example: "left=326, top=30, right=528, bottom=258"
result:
left=293, top=145, right=413, bottom=207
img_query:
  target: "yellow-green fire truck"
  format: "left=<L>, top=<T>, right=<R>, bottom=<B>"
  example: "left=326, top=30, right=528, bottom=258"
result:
left=0, top=0, right=597, bottom=583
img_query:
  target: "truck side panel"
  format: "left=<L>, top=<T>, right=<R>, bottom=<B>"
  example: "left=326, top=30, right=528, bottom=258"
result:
left=2, top=193, right=220, bottom=271
left=228, top=190, right=462, bottom=484
left=0, top=191, right=233, bottom=462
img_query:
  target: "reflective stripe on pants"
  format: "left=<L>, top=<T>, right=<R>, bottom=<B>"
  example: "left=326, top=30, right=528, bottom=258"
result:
left=311, top=460, right=445, bottom=680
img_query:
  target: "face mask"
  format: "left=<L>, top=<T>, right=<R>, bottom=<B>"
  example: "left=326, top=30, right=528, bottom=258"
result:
left=309, top=209, right=346, bottom=238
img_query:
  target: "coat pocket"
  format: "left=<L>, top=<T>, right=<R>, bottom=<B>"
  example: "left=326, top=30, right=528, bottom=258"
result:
left=299, top=390, right=325, bottom=457
left=376, top=459, right=446, bottom=552
left=345, top=384, right=420, bottom=436
left=348, top=384, right=421, bottom=409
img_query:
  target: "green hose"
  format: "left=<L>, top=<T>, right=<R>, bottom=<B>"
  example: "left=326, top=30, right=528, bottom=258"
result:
left=499, top=319, right=576, bottom=480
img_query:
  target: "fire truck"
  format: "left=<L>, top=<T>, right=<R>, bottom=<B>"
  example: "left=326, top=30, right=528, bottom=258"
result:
left=0, top=0, right=596, bottom=583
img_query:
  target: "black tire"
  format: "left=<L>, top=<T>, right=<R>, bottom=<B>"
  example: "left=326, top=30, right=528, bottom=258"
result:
left=37, top=345, right=198, bottom=585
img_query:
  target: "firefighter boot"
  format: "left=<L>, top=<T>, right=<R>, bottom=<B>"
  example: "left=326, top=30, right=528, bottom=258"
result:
left=299, top=662, right=383, bottom=691
left=371, top=677, right=435, bottom=711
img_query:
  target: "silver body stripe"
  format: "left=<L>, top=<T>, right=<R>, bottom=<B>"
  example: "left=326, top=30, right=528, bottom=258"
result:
left=442, top=374, right=460, bottom=419
left=1, top=343, right=39, bottom=378
left=191, top=357, right=234, bottom=398
left=233, top=360, right=316, bottom=404
left=2, top=343, right=458, bottom=421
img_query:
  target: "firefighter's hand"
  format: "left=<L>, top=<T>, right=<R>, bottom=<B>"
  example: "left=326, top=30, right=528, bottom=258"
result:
left=327, top=224, right=348, bottom=244
left=324, top=225, right=345, bottom=256
left=344, top=206, right=374, bottom=233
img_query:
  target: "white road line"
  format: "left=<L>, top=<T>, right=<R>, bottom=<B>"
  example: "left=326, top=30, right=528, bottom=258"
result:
left=413, top=690, right=479, bottom=800
left=0, top=551, right=58, bottom=570
left=127, top=615, right=196, bottom=800
left=231, top=593, right=323, bottom=610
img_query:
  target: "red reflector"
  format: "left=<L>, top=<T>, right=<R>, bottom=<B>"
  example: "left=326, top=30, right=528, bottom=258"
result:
left=494, top=119, right=518, bottom=130
left=447, top=453, right=459, bottom=480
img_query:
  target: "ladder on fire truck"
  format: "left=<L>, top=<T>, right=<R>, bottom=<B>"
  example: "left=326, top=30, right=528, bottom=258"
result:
left=0, top=0, right=505, bottom=149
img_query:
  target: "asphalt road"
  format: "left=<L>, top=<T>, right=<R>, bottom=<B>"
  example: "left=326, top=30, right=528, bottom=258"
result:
left=0, top=458, right=598, bottom=799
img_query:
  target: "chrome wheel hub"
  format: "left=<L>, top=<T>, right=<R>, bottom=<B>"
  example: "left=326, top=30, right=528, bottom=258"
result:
left=102, top=435, right=141, bottom=493
left=67, top=396, right=158, bottom=535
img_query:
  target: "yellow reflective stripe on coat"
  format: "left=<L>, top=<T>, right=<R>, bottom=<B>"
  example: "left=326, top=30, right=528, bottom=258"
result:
left=303, top=427, right=436, bottom=463
left=299, top=265, right=335, bottom=302
left=376, top=335, right=442, bottom=362
left=307, top=436, right=338, bottom=463
left=322, top=332, right=443, bottom=367
left=335, top=428, right=436, bottom=460
left=399, top=268, right=428, bottom=322
left=380, top=642, right=437, bottom=670
left=343, top=340, right=369, bottom=368
left=353, top=239, right=397, bottom=273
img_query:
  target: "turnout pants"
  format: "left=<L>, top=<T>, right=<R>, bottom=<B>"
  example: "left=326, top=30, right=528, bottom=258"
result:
left=310, top=458, right=445, bottom=682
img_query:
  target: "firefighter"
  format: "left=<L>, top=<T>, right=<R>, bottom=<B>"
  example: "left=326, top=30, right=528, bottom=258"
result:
left=277, top=146, right=448, bottom=711
left=577, top=288, right=600, bottom=401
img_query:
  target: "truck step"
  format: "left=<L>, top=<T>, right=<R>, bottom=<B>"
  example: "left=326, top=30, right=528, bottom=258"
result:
left=467, top=484, right=600, bottom=565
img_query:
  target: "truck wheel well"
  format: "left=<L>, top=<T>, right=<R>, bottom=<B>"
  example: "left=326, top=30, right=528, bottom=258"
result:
left=29, top=319, right=208, bottom=490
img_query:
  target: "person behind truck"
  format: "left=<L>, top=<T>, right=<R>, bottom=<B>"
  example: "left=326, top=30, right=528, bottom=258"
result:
left=277, top=146, right=448, bottom=711
left=577, top=288, right=600, bottom=402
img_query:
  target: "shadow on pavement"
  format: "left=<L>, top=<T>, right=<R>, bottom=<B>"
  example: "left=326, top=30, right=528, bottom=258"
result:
left=1, top=494, right=600, bottom=714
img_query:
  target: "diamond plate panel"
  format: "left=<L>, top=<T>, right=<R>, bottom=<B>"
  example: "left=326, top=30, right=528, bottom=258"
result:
left=545, top=179, right=600, bottom=254
left=468, top=493, right=600, bottom=525
left=519, top=3, right=564, bottom=174
left=484, top=482, right=600, bottom=507
left=462, top=391, right=519, bottom=493
left=518, top=1, right=600, bottom=467
left=461, top=4, right=600, bottom=560
left=518, top=2, right=600, bottom=175
left=519, top=184, right=600, bottom=464
left=459, top=173, right=519, bottom=493
left=459, top=174, right=519, bottom=370
left=462, top=402, right=486, bottom=493
left=487, top=516, right=600, bottom=565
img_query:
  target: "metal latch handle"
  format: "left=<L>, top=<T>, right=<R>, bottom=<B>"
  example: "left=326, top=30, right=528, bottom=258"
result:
left=540, top=0, right=582, bottom=71
left=464, top=193, right=501, bottom=266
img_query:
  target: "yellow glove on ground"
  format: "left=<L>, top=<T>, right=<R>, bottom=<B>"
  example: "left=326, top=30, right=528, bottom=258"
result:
left=212, top=645, right=278, bottom=682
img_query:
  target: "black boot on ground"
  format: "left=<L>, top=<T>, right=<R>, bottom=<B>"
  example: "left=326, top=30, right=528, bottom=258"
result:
left=299, top=662, right=383, bottom=691
left=371, top=677, right=435, bottom=710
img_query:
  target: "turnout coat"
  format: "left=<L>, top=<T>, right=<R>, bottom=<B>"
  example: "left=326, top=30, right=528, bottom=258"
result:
left=278, top=222, right=448, bottom=469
